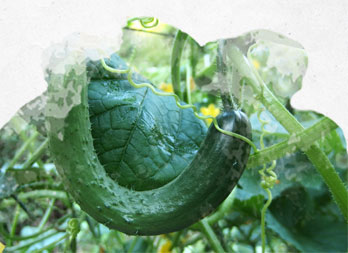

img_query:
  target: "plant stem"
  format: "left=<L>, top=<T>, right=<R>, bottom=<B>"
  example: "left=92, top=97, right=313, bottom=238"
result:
left=182, top=233, right=202, bottom=247
left=38, top=198, right=56, bottom=231
left=207, top=189, right=236, bottom=225
left=247, top=116, right=338, bottom=168
left=113, top=231, right=125, bottom=251
left=261, top=189, right=272, bottom=253
left=21, top=138, right=49, bottom=170
left=0, top=214, right=70, bottom=241
left=170, top=231, right=183, bottom=250
left=4, top=230, right=61, bottom=252
left=198, top=219, right=225, bottom=253
left=33, top=233, right=69, bottom=253
left=171, top=30, right=188, bottom=100
left=227, top=44, right=348, bottom=221
left=123, top=27, right=175, bottom=38
left=7, top=204, right=20, bottom=246
left=16, top=181, right=62, bottom=192
left=1, top=190, right=68, bottom=209
left=127, top=236, right=139, bottom=253
left=186, top=63, right=192, bottom=104
left=85, top=216, right=98, bottom=240
left=6, top=131, right=39, bottom=170
left=11, top=194, right=33, bottom=218
left=190, top=189, right=237, bottom=231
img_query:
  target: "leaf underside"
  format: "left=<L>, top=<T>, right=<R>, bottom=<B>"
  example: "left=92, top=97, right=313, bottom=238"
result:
left=87, top=54, right=207, bottom=190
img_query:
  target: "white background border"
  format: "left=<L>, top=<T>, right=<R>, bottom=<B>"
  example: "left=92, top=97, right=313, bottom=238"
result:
left=0, top=0, right=347, bottom=141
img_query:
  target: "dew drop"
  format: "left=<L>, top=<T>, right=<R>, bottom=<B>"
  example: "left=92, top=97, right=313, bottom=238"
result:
left=123, top=215, right=134, bottom=224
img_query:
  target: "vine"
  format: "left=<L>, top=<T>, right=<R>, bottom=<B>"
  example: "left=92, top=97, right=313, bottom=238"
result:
left=126, top=17, right=159, bottom=29
left=256, top=107, right=278, bottom=253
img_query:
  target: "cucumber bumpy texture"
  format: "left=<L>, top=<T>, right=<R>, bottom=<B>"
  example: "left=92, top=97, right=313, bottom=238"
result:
left=46, top=54, right=251, bottom=235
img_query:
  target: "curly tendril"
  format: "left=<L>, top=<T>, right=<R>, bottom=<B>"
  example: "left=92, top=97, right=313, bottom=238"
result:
left=100, top=58, right=258, bottom=152
left=257, top=107, right=278, bottom=253
left=67, top=218, right=80, bottom=239
left=127, top=17, right=159, bottom=29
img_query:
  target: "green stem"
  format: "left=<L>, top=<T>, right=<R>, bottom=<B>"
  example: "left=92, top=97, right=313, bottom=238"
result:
left=195, top=59, right=216, bottom=80
left=189, top=38, right=199, bottom=78
left=33, top=233, right=69, bottom=253
left=186, top=63, right=192, bottom=104
left=207, top=189, right=236, bottom=226
left=21, top=138, right=49, bottom=171
left=7, top=138, right=49, bottom=172
left=11, top=194, right=33, bottom=218
left=7, top=205, right=20, bottom=246
left=198, top=219, right=225, bottom=253
left=38, top=198, right=56, bottom=231
left=190, top=189, right=236, bottom=230
left=127, top=237, right=139, bottom=253
left=154, top=235, right=162, bottom=251
left=1, top=190, right=68, bottom=208
left=6, top=132, right=39, bottom=170
left=0, top=214, right=70, bottom=241
left=247, top=116, right=338, bottom=168
left=16, top=126, right=45, bottom=170
left=170, top=231, right=183, bottom=250
left=85, top=216, right=98, bottom=240
left=228, top=44, right=348, bottom=221
left=261, top=189, right=272, bottom=253
left=127, top=17, right=158, bottom=29
left=4, top=230, right=61, bottom=252
left=123, top=27, right=175, bottom=38
left=171, top=30, right=188, bottom=100
left=182, top=233, right=202, bottom=247
left=113, top=231, right=125, bottom=251
left=69, top=236, right=77, bottom=253
left=16, top=181, right=62, bottom=192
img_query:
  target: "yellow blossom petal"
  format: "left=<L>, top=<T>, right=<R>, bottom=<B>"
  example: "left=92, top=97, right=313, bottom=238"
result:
left=0, top=242, right=5, bottom=253
left=159, top=83, right=174, bottom=93
left=200, top=103, right=220, bottom=126
left=200, top=107, right=210, bottom=116
left=158, top=240, right=172, bottom=253
left=252, top=59, right=260, bottom=70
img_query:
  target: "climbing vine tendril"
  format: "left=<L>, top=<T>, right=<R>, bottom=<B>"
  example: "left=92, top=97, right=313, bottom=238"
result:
left=127, top=17, right=159, bottom=28
left=257, top=107, right=278, bottom=253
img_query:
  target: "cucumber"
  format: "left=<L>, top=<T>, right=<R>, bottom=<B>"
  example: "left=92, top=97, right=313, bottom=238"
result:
left=46, top=56, right=251, bottom=235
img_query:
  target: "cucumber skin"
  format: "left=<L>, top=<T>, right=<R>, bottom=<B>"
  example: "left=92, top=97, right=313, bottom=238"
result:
left=46, top=63, right=251, bottom=235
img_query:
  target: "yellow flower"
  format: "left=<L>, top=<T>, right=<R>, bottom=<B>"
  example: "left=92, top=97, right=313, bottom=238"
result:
left=200, top=104, right=220, bottom=125
left=252, top=59, right=261, bottom=70
left=159, top=83, right=174, bottom=93
left=0, top=242, right=5, bottom=253
left=158, top=240, right=172, bottom=253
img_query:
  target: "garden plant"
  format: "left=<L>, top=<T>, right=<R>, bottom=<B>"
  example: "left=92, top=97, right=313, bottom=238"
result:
left=0, top=17, right=347, bottom=252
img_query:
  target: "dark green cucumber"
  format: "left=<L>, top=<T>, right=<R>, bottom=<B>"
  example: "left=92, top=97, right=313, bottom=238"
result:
left=46, top=60, right=251, bottom=236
